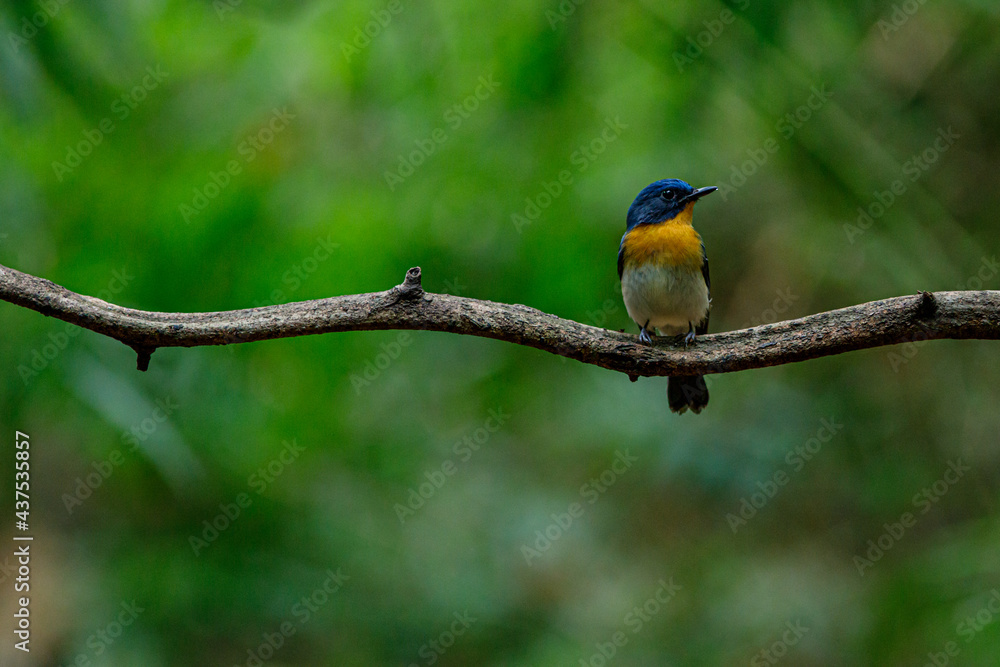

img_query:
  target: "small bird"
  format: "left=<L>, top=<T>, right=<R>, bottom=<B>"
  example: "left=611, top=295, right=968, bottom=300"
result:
left=618, top=179, right=717, bottom=414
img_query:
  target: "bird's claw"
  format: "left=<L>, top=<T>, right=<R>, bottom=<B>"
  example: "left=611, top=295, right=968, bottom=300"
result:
left=639, top=327, right=654, bottom=344
left=683, top=329, right=696, bottom=347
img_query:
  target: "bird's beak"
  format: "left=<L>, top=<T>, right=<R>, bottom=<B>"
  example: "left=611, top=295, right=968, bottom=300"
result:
left=684, top=186, right=718, bottom=203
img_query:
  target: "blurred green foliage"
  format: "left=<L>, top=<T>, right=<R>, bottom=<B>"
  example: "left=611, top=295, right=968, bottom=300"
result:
left=2, top=0, right=1000, bottom=664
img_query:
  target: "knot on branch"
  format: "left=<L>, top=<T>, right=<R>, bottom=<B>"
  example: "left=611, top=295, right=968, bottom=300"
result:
left=916, top=291, right=938, bottom=319
left=393, top=267, right=424, bottom=301
left=131, top=345, right=155, bottom=372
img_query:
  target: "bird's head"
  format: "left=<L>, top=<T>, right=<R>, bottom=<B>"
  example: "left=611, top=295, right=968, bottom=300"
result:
left=626, top=179, right=717, bottom=230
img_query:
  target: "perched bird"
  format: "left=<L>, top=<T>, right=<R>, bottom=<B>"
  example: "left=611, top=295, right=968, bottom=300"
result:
left=618, top=179, right=718, bottom=414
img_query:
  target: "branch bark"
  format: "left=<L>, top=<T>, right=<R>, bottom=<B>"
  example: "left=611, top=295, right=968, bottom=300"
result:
left=2, top=263, right=998, bottom=376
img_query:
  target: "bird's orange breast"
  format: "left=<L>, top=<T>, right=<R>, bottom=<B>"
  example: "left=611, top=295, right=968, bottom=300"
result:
left=621, top=203, right=703, bottom=270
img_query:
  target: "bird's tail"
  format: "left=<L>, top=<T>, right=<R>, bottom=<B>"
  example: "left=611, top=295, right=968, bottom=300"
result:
left=667, top=376, right=709, bottom=414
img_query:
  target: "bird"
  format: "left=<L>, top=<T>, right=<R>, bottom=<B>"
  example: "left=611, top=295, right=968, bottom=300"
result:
left=618, top=179, right=717, bottom=414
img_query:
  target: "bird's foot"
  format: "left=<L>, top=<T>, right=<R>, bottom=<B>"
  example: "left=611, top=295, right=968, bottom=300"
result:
left=683, top=328, right=696, bottom=347
left=639, top=325, right=654, bottom=345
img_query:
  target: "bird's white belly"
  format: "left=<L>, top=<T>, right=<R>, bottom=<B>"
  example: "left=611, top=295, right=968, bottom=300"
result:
left=621, top=263, right=709, bottom=335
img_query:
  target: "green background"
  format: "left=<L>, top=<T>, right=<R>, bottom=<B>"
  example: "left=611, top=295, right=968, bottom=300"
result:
left=2, top=0, right=999, bottom=665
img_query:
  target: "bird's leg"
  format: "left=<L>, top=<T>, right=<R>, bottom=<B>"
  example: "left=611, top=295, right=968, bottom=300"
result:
left=639, top=320, right=654, bottom=344
left=683, top=322, right=696, bottom=347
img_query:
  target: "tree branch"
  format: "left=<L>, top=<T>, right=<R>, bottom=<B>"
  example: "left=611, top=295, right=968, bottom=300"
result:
left=2, top=263, right=998, bottom=375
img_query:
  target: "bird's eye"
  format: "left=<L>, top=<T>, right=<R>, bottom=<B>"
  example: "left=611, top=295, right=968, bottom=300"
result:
left=660, top=190, right=676, bottom=201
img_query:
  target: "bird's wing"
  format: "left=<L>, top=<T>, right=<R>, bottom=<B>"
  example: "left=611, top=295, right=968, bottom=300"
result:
left=697, top=241, right=710, bottom=335
left=617, top=233, right=627, bottom=280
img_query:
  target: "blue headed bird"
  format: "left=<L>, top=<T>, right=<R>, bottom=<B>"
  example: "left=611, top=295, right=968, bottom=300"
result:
left=618, top=179, right=717, bottom=414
